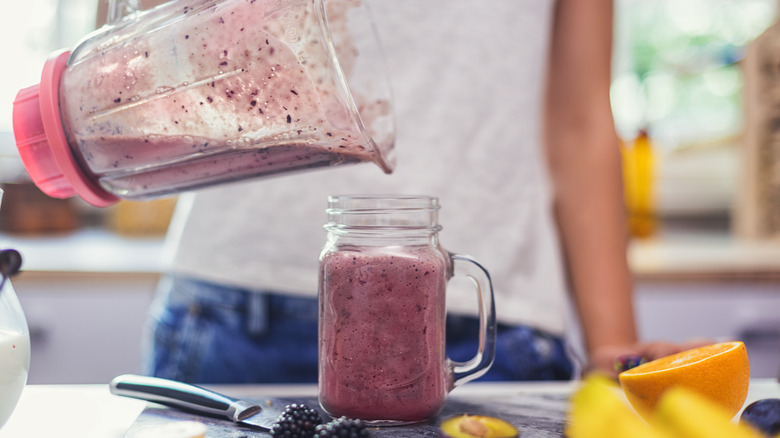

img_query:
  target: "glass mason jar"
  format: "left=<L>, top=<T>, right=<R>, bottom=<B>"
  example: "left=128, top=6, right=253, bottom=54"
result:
left=318, top=195, right=496, bottom=425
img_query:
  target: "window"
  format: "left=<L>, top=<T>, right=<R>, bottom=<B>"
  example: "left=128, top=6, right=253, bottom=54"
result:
left=0, top=0, right=97, bottom=179
left=612, top=0, right=776, bottom=146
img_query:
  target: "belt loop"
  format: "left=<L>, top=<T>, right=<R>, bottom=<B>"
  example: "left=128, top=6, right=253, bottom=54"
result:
left=246, top=291, right=269, bottom=336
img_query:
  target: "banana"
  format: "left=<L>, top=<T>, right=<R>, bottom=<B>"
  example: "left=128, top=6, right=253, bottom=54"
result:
left=567, top=376, right=764, bottom=438
left=654, top=387, right=764, bottom=438
left=566, top=376, right=674, bottom=438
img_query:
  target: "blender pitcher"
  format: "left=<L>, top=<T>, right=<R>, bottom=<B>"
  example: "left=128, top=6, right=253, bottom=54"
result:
left=12, top=0, right=395, bottom=207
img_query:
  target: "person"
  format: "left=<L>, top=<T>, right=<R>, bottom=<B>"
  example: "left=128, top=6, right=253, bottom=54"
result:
left=140, top=0, right=701, bottom=384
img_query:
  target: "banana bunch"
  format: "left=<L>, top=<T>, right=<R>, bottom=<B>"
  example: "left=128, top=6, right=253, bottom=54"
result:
left=566, top=376, right=765, bottom=438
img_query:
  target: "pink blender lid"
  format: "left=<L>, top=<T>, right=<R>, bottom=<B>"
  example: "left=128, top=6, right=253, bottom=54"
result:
left=12, top=50, right=119, bottom=207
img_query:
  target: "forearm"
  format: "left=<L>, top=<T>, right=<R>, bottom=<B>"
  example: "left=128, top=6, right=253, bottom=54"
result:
left=543, top=0, right=637, bottom=357
left=552, top=129, right=637, bottom=354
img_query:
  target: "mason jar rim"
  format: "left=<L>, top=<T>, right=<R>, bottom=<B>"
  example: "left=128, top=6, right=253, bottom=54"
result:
left=325, top=195, right=441, bottom=233
left=326, top=194, right=439, bottom=211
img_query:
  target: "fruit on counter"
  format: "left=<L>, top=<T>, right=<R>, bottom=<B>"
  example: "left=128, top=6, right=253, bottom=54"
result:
left=566, top=376, right=762, bottom=438
left=618, top=341, right=750, bottom=420
left=654, top=386, right=764, bottom=438
left=566, top=376, right=674, bottom=438
left=313, top=416, right=369, bottom=438
left=740, top=399, right=780, bottom=437
left=439, top=414, right=519, bottom=438
left=613, top=354, right=648, bottom=374
left=271, top=403, right=323, bottom=438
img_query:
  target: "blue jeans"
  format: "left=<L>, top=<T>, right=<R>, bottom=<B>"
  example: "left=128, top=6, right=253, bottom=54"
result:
left=142, top=275, right=574, bottom=383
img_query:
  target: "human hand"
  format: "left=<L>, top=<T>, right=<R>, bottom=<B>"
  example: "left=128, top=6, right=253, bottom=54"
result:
left=585, top=338, right=715, bottom=379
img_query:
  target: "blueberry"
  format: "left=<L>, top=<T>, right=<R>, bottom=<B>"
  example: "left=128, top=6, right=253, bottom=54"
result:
left=740, top=398, right=780, bottom=436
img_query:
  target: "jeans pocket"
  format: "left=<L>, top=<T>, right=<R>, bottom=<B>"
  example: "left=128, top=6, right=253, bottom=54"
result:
left=149, top=298, right=215, bottom=383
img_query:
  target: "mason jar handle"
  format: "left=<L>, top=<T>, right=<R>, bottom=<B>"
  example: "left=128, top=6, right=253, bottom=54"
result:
left=448, top=254, right=497, bottom=388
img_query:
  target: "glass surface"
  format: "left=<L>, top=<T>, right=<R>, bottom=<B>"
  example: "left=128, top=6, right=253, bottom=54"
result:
left=0, top=280, right=30, bottom=430
left=318, top=195, right=496, bottom=425
left=0, top=191, right=30, bottom=430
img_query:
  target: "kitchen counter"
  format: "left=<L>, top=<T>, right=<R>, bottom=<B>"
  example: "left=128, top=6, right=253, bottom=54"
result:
left=1, top=227, right=780, bottom=282
left=0, top=229, right=165, bottom=275
left=629, top=231, right=780, bottom=283
left=1, top=379, right=778, bottom=438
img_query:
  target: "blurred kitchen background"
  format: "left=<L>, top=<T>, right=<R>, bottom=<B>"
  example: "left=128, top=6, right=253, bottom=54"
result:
left=0, top=0, right=779, bottom=383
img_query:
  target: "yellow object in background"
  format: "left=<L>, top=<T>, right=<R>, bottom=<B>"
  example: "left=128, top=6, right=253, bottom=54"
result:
left=622, top=129, right=657, bottom=238
left=618, top=341, right=750, bottom=421
left=106, top=197, right=177, bottom=237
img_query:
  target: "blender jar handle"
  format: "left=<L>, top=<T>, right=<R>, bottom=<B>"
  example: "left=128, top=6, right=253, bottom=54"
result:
left=449, top=254, right=497, bottom=388
left=106, top=0, right=140, bottom=25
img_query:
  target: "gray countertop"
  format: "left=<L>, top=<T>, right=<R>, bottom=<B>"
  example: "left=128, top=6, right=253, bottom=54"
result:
left=4, top=380, right=778, bottom=438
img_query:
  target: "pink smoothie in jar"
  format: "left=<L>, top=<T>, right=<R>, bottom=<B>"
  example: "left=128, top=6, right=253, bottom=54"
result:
left=318, top=246, right=452, bottom=423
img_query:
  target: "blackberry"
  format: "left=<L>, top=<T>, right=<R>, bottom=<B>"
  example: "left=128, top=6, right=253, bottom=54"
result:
left=613, top=354, right=647, bottom=373
left=314, top=417, right=370, bottom=438
left=271, top=403, right=323, bottom=438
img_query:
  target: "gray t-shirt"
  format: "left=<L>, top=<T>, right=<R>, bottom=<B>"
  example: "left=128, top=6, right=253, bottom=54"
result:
left=165, top=0, right=569, bottom=336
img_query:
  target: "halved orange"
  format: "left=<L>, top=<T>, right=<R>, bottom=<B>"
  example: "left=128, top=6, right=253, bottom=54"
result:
left=618, top=341, right=750, bottom=420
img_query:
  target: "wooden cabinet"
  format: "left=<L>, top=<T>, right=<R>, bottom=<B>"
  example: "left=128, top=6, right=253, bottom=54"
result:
left=635, top=281, right=780, bottom=378
left=13, top=272, right=158, bottom=384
